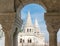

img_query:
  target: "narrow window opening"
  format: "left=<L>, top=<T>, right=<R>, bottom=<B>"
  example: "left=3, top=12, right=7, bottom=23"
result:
left=20, top=39, right=22, bottom=43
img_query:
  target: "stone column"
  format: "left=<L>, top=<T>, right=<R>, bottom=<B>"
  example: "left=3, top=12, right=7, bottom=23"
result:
left=47, top=26, right=58, bottom=46
left=44, top=12, right=60, bottom=46
left=5, top=32, right=13, bottom=46
left=0, top=13, right=16, bottom=46
left=13, top=33, right=18, bottom=46
left=49, top=32, right=57, bottom=46
left=13, top=28, right=18, bottom=46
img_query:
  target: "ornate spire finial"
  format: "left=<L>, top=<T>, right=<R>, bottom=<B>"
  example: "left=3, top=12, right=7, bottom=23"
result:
left=25, top=11, right=33, bottom=26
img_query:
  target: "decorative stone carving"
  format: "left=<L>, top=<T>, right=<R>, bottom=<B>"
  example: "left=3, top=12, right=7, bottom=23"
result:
left=45, top=12, right=60, bottom=46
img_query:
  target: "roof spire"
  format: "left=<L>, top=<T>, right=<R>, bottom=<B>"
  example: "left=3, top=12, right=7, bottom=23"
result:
left=25, top=11, right=33, bottom=26
left=34, top=19, right=39, bottom=27
left=34, top=19, right=41, bottom=33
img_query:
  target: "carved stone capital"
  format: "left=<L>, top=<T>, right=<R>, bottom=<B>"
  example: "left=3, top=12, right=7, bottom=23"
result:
left=45, top=12, right=60, bottom=33
left=47, top=24, right=58, bottom=33
left=0, top=13, right=16, bottom=33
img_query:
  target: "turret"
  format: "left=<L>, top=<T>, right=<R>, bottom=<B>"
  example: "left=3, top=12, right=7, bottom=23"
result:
left=25, top=11, right=33, bottom=27
left=34, top=19, right=41, bottom=33
left=24, top=11, right=34, bottom=33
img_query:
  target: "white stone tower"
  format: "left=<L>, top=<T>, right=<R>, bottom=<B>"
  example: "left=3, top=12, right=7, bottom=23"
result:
left=24, top=11, right=34, bottom=33
left=25, top=11, right=33, bottom=26
left=18, top=11, right=45, bottom=46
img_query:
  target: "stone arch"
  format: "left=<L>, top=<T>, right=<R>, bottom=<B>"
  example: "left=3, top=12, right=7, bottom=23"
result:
left=0, top=0, right=59, bottom=46
left=14, top=0, right=60, bottom=46
left=16, top=4, right=47, bottom=45
left=15, top=0, right=47, bottom=18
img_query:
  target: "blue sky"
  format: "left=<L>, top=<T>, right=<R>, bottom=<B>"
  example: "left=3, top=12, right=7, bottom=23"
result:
left=20, top=4, right=60, bottom=42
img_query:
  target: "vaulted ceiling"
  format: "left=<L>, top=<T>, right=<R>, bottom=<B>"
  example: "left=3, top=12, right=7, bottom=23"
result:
left=14, top=0, right=60, bottom=12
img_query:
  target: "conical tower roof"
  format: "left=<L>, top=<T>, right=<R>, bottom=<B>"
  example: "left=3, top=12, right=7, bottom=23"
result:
left=34, top=19, right=39, bottom=27
left=34, top=19, right=41, bottom=33
left=25, top=11, right=33, bottom=26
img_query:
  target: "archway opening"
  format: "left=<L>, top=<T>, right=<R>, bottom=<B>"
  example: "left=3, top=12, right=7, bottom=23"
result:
left=57, top=29, right=60, bottom=46
left=17, top=4, right=49, bottom=46
left=0, top=24, right=5, bottom=46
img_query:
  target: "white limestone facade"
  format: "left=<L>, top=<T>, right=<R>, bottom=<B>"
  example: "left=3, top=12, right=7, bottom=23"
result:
left=18, top=11, right=45, bottom=46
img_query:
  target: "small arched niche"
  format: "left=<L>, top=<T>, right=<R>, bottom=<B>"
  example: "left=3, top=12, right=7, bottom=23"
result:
left=0, top=24, right=5, bottom=46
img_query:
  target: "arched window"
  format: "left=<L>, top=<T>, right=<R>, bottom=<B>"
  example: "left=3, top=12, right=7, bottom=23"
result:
left=27, top=29, right=32, bottom=32
left=28, top=39, right=32, bottom=43
left=20, top=38, right=22, bottom=43
left=20, top=38, right=25, bottom=43
left=30, top=39, right=32, bottom=43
